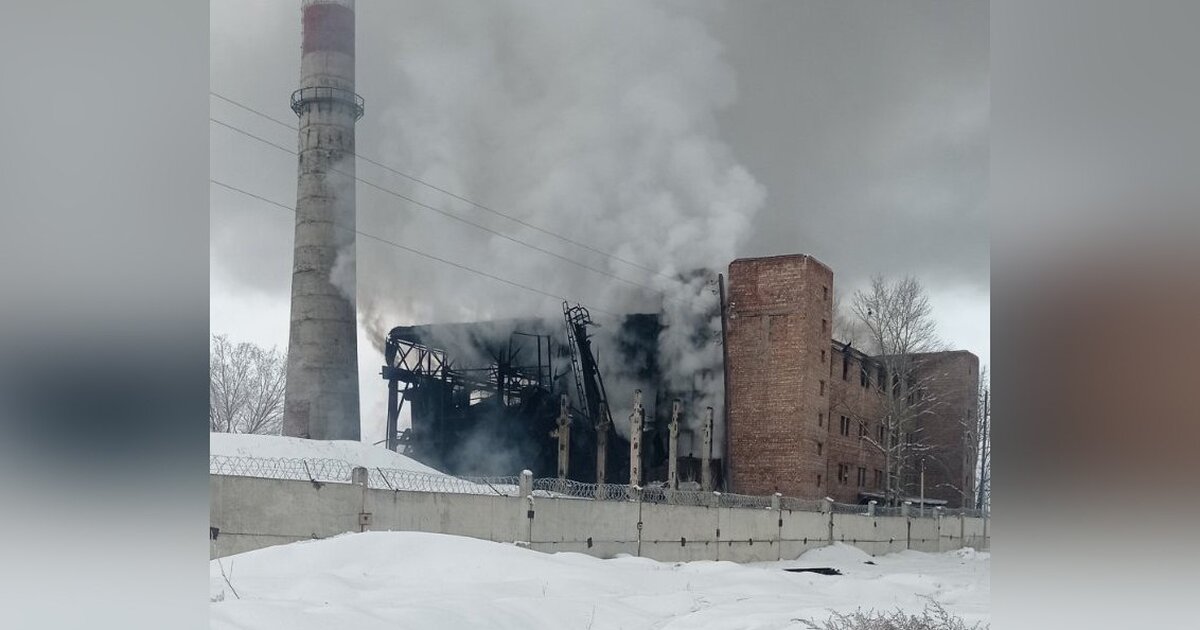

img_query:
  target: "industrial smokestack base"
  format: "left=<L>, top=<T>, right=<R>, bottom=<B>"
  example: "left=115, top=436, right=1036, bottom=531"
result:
left=283, top=0, right=362, bottom=441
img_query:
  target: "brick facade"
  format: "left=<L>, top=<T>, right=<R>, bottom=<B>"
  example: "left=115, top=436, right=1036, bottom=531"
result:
left=725, top=254, right=979, bottom=507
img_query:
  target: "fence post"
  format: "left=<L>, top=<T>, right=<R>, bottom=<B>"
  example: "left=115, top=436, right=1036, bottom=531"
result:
left=821, top=497, right=834, bottom=544
left=352, top=467, right=371, bottom=532
left=519, top=469, right=533, bottom=499
left=867, top=500, right=877, bottom=517
left=517, top=469, right=534, bottom=547
left=959, top=512, right=966, bottom=550
left=773, top=493, right=783, bottom=561
left=936, top=506, right=945, bottom=551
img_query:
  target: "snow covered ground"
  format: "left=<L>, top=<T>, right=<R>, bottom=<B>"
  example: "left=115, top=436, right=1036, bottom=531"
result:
left=210, top=532, right=989, bottom=629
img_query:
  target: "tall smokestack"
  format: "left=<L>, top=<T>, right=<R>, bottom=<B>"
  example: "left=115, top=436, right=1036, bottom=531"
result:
left=282, top=0, right=362, bottom=441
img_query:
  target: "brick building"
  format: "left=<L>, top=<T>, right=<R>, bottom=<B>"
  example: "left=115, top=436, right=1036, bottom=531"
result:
left=725, top=254, right=979, bottom=507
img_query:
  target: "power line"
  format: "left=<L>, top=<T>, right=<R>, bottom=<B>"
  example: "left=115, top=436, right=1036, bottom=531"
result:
left=210, top=178, right=623, bottom=318
left=209, top=116, right=671, bottom=301
left=209, top=90, right=674, bottom=282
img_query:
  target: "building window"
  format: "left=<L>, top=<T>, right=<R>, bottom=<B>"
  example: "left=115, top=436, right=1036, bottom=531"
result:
left=840, top=416, right=850, bottom=436
left=838, top=463, right=849, bottom=484
left=817, top=473, right=822, bottom=487
left=822, top=285, right=828, bottom=301
left=818, top=412, right=824, bottom=427
left=877, top=366, right=886, bottom=391
left=819, top=380, right=825, bottom=396
left=857, top=467, right=866, bottom=487
left=858, top=421, right=867, bottom=438
left=817, top=441, right=823, bottom=455
left=874, top=469, right=883, bottom=488
left=860, top=363, right=869, bottom=388
left=877, top=424, right=885, bottom=443
left=842, top=354, right=849, bottom=380
left=821, top=349, right=826, bottom=363
left=821, top=319, right=827, bottom=333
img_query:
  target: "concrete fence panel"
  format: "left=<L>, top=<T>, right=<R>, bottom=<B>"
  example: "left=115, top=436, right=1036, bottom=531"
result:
left=639, top=502, right=720, bottom=562
left=210, top=474, right=989, bottom=562
left=210, top=475, right=362, bottom=557
left=778, top=509, right=831, bottom=560
left=910, top=517, right=941, bottom=552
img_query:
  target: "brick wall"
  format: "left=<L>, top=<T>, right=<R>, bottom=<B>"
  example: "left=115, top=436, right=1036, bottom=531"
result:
left=726, top=255, right=832, bottom=496
left=909, top=351, right=980, bottom=507
left=724, top=253, right=979, bottom=507
left=826, top=345, right=887, bottom=503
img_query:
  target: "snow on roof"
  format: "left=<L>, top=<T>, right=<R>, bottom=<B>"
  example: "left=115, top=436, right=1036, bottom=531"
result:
left=209, top=432, right=449, bottom=477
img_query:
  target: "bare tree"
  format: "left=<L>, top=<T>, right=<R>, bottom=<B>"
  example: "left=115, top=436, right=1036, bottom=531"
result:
left=832, top=290, right=868, bottom=348
left=851, top=275, right=944, bottom=505
left=975, top=368, right=990, bottom=512
left=209, top=334, right=286, bottom=435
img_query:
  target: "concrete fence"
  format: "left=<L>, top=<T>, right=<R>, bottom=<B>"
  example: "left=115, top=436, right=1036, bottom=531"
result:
left=210, top=467, right=990, bottom=561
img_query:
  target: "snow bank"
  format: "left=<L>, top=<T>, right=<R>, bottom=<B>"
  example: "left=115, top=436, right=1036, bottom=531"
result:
left=209, top=432, right=449, bottom=476
left=210, top=531, right=990, bottom=630
left=793, top=542, right=876, bottom=566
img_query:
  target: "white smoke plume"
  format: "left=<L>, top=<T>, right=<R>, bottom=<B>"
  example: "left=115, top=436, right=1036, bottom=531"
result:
left=356, top=0, right=765, bottom=452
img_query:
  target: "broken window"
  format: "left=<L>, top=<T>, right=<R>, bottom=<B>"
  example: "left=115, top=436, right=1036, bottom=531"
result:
left=842, top=353, right=849, bottom=380
left=840, top=416, right=850, bottom=436
left=857, top=467, right=866, bottom=487
left=817, top=441, right=823, bottom=455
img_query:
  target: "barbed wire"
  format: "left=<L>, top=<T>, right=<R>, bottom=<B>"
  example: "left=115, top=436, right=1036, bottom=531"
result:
left=209, top=455, right=989, bottom=519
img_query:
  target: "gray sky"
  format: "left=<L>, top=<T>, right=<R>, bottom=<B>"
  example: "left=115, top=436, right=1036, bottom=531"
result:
left=211, top=0, right=989, bottom=440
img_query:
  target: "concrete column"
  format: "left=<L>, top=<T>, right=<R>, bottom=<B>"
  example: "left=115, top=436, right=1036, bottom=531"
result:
left=595, top=401, right=610, bottom=490
left=668, top=400, right=680, bottom=490
left=519, top=469, right=533, bottom=499
left=771, top=492, right=782, bottom=511
left=555, top=395, right=570, bottom=480
left=867, top=500, right=877, bottom=517
left=282, top=0, right=363, bottom=441
left=901, top=500, right=912, bottom=518
left=629, top=390, right=643, bottom=491
left=701, top=406, right=714, bottom=492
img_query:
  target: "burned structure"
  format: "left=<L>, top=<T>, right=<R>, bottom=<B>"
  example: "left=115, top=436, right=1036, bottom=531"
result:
left=380, top=254, right=977, bottom=507
left=381, top=304, right=724, bottom=486
left=725, top=254, right=979, bottom=507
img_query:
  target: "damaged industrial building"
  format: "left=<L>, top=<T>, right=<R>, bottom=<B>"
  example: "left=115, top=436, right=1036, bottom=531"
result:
left=381, top=254, right=979, bottom=507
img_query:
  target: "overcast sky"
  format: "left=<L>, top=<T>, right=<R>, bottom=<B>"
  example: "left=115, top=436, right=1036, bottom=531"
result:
left=211, top=0, right=989, bottom=440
